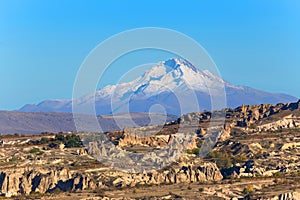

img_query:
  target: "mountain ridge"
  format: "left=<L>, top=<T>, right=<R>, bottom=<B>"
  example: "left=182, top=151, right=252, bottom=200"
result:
left=19, top=58, right=297, bottom=115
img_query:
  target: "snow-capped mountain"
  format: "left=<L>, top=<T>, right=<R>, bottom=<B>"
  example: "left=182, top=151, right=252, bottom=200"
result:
left=19, top=58, right=297, bottom=115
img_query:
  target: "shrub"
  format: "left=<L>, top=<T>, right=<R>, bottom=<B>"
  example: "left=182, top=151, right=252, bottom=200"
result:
left=40, top=137, right=49, bottom=144
left=29, top=148, right=43, bottom=155
left=55, top=133, right=65, bottom=142
left=64, top=134, right=83, bottom=148
left=273, top=172, right=283, bottom=178
left=207, top=151, right=233, bottom=169
left=50, top=133, right=83, bottom=148
left=235, top=154, right=247, bottom=162
left=187, top=148, right=201, bottom=155
left=48, top=142, right=58, bottom=148
left=243, top=185, right=254, bottom=195
left=249, top=124, right=257, bottom=129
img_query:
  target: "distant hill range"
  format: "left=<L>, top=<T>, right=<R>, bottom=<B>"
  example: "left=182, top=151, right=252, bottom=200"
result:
left=0, top=111, right=177, bottom=134
left=19, top=58, right=297, bottom=115
left=1, top=100, right=300, bottom=134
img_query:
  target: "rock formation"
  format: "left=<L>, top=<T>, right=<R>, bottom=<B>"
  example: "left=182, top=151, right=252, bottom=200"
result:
left=0, top=158, right=222, bottom=197
left=0, top=167, right=96, bottom=197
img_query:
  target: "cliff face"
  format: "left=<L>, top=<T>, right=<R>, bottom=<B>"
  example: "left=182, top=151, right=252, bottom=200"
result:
left=231, top=100, right=300, bottom=128
left=248, top=192, right=300, bottom=200
left=0, top=158, right=222, bottom=197
left=111, top=158, right=222, bottom=188
left=258, top=114, right=300, bottom=131
left=0, top=167, right=96, bottom=197
left=117, top=132, right=197, bottom=150
left=274, top=192, right=300, bottom=200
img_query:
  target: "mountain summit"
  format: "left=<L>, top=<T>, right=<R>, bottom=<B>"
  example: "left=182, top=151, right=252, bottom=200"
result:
left=20, top=58, right=297, bottom=115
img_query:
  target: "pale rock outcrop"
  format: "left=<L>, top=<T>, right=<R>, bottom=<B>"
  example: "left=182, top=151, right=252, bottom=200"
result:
left=0, top=167, right=96, bottom=197
left=110, top=158, right=222, bottom=187
left=0, top=158, right=222, bottom=197
left=258, top=114, right=300, bottom=132
left=265, top=192, right=300, bottom=200
left=281, top=142, right=300, bottom=151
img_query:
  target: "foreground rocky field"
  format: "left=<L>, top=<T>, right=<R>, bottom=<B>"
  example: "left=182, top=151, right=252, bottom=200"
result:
left=1, top=101, right=300, bottom=199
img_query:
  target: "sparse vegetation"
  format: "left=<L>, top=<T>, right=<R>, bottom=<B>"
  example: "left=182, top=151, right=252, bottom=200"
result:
left=29, top=147, right=43, bottom=155
left=206, top=151, right=233, bottom=169
left=206, top=150, right=249, bottom=170
left=186, top=148, right=201, bottom=155
left=249, top=124, right=257, bottom=129
left=28, top=133, right=83, bottom=148
left=242, top=185, right=254, bottom=195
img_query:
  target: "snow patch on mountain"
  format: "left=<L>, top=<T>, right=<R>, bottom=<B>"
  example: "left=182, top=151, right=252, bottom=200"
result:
left=19, top=58, right=298, bottom=115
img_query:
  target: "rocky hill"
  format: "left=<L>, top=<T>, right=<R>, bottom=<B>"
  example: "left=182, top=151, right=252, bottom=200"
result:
left=0, top=101, right=300, bottom=199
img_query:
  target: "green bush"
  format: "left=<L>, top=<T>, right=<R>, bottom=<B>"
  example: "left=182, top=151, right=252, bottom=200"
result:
left=29, top=148, right=43, bottom=155
left=249, top=124, right=257, bottom=129
left=51, top=133, right=83, bottom=148
left=64, top=134, right=83, bottom=148
left=40, top=137, right=49, bottom=144
left=273, top=172, right=283, bottom=178
left=187, top=148, right=201, bottom=155
left=28, top=133, right=83, bottom=149
left=55, top=133, right=65, bottom=142
left=207, top=151, right=233, bottom=169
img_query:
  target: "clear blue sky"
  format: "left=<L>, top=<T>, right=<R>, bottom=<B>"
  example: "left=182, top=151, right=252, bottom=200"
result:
left=0, top=0, right=299, bottom=110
